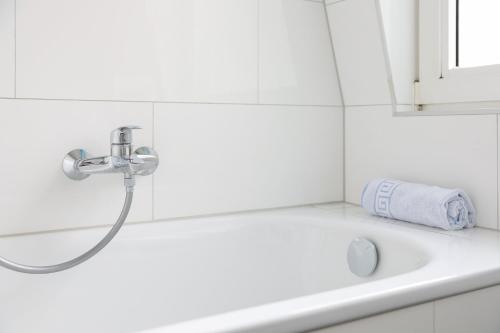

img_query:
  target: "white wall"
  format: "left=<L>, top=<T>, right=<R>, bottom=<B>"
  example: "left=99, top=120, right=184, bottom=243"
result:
left=326, top=0, right=500, bottom=230
left=0, top=0, right=343, bottom=235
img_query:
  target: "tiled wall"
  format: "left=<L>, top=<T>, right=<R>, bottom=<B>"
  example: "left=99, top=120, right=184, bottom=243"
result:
left=326, top=0, right=500, bottom=229
left=0, top=0, right=343, bottom=235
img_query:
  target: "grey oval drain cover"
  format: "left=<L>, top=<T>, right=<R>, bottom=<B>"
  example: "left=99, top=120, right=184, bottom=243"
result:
left=347, top=238, right=378, bottom=277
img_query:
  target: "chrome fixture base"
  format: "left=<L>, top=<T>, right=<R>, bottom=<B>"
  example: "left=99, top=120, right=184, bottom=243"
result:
left=62, top=149, right=91, bottom=181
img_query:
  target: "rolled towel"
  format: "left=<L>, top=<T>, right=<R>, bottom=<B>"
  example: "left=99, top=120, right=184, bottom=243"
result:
left=361, top=178, right=476, bottom=230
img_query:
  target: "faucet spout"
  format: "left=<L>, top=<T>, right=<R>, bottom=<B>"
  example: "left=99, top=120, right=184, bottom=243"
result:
left=77, top=156, right=115, bottom=175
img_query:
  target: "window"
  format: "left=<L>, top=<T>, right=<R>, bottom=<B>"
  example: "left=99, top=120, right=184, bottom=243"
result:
left=418, top=0, right=500, bottom=107
left=450, top=0, right=500, bottom=69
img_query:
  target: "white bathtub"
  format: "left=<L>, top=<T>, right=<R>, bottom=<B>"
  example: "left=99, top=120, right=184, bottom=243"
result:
left=1, top=203, right=500, bottom=333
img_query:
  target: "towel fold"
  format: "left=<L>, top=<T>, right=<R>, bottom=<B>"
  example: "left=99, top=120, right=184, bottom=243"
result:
left=361, top=178, right=476, bottom=230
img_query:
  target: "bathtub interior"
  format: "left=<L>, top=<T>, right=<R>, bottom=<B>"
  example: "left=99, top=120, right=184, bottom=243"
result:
left=0, top=207, right=429, bottom=333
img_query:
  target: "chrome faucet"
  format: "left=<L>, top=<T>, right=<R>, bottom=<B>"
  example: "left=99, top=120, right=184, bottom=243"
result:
left=1, top=126, right=159, bottom=274
left=62, top=126, right=159, bottom=190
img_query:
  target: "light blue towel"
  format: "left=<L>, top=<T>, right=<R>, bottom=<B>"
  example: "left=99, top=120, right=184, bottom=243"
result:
left=361, top=178, right=476, bottom=230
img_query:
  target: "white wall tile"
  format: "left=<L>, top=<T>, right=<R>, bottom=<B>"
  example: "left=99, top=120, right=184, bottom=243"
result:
left=16, top=0, right=258, bottom=103
left=259, top=0, right=342, bottom=106
left=154, top=103, right=343, bottom=220
left=0, top=0, right=15, bottom=97
left=378, top=0, right=418, bottom=105
left=326, top=0, right=392, bottom=105
left=312, top=303, right=433, bottom=333
left=435, top=285, right=500, bottom=333
left=345, top=106, right=498, bottom=229
left=0, top=99, right=153, bottom=235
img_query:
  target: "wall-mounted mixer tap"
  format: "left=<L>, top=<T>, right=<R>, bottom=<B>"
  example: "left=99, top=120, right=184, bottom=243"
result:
left=62, top=125, right=159, bottom=190
left=0, top=126, right=159, bottom=274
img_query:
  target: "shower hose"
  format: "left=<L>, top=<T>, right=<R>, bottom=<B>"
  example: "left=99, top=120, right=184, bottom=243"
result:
left=0, top=188, right=134, bottom=274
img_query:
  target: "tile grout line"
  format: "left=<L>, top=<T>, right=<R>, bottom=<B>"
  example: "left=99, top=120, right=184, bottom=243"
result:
left=13, top=0, right=16, bottom=98
left=257, top=0, right=260, bottom=105
left=326, top=0, right=348, bottom=6
left=152, top=102, right=156, bottom=222
left=0, top=201, right=346, bottom=238
left=432, top=301, right=436, bottom=333
left=0, top=96, right=343, bottom=109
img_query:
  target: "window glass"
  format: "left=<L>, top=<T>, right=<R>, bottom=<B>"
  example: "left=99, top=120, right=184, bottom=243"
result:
left=450, top=0, right=500, bottom=68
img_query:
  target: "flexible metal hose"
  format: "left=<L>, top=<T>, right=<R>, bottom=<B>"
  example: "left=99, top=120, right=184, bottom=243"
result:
left=0, top=190, right=133, bottom=274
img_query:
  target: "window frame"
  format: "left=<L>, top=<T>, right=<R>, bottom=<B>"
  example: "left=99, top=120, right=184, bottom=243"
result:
left=417, top=0, right=500, bottom=106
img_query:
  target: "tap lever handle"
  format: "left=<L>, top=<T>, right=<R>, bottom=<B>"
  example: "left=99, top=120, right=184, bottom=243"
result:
left=111, top=125, right=142, bottom=145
